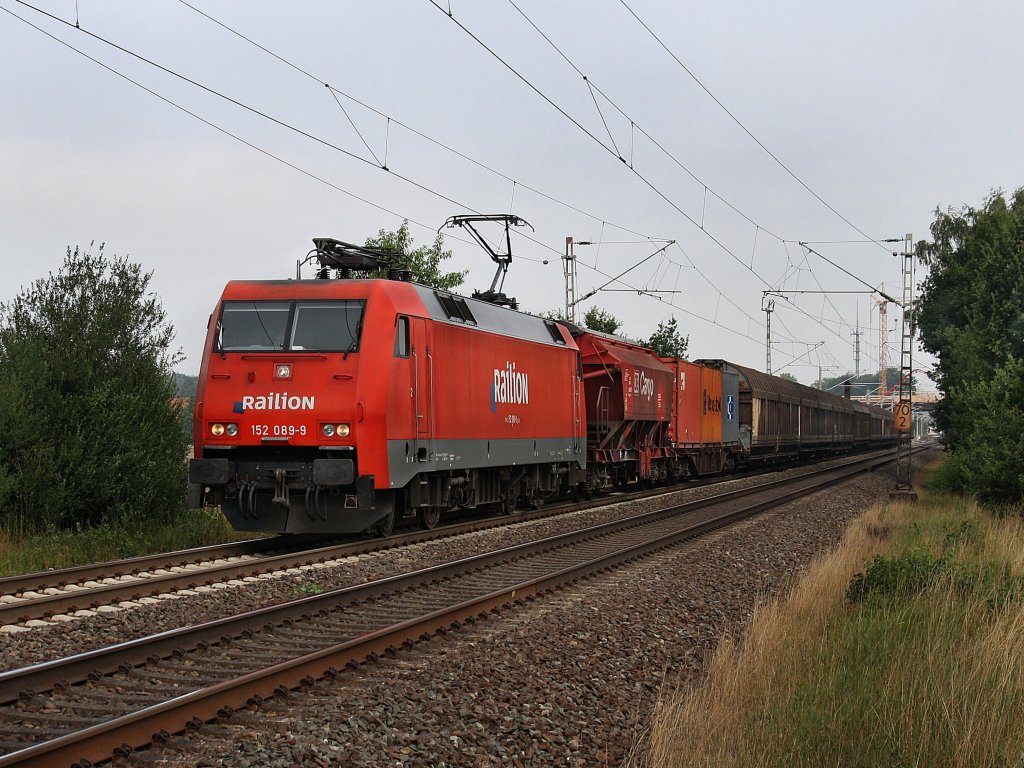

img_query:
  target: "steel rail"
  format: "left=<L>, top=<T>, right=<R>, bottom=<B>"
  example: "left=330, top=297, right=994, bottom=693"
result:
left=0, top=537, right=285, bottom=596
left=0, top=448, right=913, bottom=765
left=0, top=448, right=900, bottom=626
left=0, top=449, right=906, bottom=768
left=0, top=448, right=905, bottom=703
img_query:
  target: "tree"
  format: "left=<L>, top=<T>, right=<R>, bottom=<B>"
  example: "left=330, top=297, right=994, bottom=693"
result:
left=582, top=306, right=623, bottom=335
left=818, top=368, right=901, bottom=397
left=0, top=245, right=188, bottom=534
left=778, top=372, right=799, bottom=383
left=916, top=188, right=1024, bottom=503
left=645, top=316, right=689, bottom=359
left=365, top=221, right=466, bottom=290
left=539, top=308, right=570, bottom=323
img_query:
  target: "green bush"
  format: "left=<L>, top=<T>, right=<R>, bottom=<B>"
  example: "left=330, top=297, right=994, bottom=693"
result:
left=847, top=549, right=949, bottom=602
left=0, top=244, right=188, bottom=534
left=917, top=189, right=1024, bottom=506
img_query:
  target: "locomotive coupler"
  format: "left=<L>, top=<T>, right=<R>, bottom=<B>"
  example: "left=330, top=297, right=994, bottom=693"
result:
left=272, top=468, right=290, bottom=508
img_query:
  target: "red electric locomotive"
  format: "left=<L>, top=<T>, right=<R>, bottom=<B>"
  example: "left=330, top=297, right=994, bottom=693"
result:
left=189, top=239, right=585, bottom=535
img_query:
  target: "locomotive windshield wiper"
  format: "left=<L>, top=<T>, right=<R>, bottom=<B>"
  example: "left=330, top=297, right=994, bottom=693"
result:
left=343, top=312, right=363, bottom=360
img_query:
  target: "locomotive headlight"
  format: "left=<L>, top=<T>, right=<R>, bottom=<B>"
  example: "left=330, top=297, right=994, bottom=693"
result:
left=274, top=363, right=292, bottom=380
left=336, top=423, right=351, bottom=437
left=225, top=423, right=239, bottom=437
left=210, top=423, right=225, bottom=437
left=322, top=424, right=335, bottom=437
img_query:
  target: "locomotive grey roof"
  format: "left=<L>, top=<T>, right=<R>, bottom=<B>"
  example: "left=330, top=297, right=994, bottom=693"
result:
left=413, top=285, right=568, bottom=347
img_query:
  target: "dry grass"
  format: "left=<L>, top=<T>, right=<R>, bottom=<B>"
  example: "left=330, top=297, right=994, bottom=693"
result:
left=639, top=473, right=1024, bottom=768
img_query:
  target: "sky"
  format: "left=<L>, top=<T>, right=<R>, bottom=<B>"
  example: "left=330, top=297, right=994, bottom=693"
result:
left=2, top=1, right=1021, bottom=388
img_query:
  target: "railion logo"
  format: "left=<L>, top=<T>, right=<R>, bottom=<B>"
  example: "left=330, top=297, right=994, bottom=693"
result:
left=490, top=361, right=529, bottom=413
left=233, top=393, right=315, bottom=413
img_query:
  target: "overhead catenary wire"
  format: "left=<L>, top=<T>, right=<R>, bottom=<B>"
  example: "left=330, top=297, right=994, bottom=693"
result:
left=7, top=0, right=598, bottom=268
left=175, top=0, right=674, bottom=249
left=503, top=0, right=787, bottom=245
left=9, top=0, right=856, bottom=370
left=15, top=1, right=516, bottom=220
left=0, top=2, right=508, bottom=262
left=426, top=1, right=771, bottom=281
left=617, top=0, right=895, bottom=256
left=430, top=1, right=857, bottom=351
left=497, top=0, right=889, bottom=348
left=172, top=0, right=831, bottom=354
left=9, top=0, right=696, bottom=301
left=140, top=0, right=861, bottom=358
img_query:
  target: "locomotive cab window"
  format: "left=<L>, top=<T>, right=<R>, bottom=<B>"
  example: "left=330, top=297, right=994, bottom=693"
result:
left=290, top=301, right=365, bottom=352
left=217, top=299, right=365, bottom=352
left=394, top=316, right=410, bottom=358
left=219, top=301, right=291, bottom=351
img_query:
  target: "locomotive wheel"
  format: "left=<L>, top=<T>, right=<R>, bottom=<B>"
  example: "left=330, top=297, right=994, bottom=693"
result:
left=371, top=508, right=395, bottom=538
left=417, top=505, right=441, bottom=530
left=500, top=492, right=517, bottom=516
left=572, top=484, right=592, bottom=502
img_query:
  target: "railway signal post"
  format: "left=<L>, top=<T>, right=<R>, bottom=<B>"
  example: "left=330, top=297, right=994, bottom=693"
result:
left=891, top=234, right=918, bottom=502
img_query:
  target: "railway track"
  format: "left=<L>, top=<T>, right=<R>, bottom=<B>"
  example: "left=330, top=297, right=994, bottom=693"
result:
left=0, top=451, right=898, bottom=629
left=0, top=450, right=905, bottom=768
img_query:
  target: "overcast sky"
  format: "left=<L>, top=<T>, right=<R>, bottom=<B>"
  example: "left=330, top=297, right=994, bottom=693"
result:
left=2, top=1, right=1020, bottom=386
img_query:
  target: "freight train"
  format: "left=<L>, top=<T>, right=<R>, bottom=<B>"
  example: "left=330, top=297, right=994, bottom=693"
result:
left=188, top=238, right=896, bottom=535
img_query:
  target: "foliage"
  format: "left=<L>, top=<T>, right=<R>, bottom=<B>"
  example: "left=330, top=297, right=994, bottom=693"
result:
left=643, top=480, right=1024, bottom=768
left=929, top=356, right=1024, bottom=504
left=0, top=507, right=257, bottom=577
left=846, top=549, right=949, bottom=602
left=539, top=308, right=570, bottom=323
left=364, top=221, right=466, bottom=290
left=818, top=368, right=901, bottom=396
left=582, top=306, right=623, bottom=335
left=644, top=316, right=689, bottom=359
left=173, top=372, right=198, bottom=398
left=778, top=372, right=799, bottom=383
left=173, top=373, right=199, bottom=444
left=0, top=244, right=188, bottom=534
left=916, top=188, right=1024, bottom=503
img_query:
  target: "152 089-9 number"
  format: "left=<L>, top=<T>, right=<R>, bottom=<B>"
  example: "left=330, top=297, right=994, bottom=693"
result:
left=251, top=424, right=308, bottom=437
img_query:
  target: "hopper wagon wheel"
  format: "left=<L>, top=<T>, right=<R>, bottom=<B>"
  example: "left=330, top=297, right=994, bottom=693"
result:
left=417, top=505, right=441, bottom=530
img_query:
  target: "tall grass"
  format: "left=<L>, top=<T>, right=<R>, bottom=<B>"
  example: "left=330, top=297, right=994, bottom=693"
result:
left=0, top=507, right=257, bottom=577
left=640, top=468, right=1024, bottom=767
